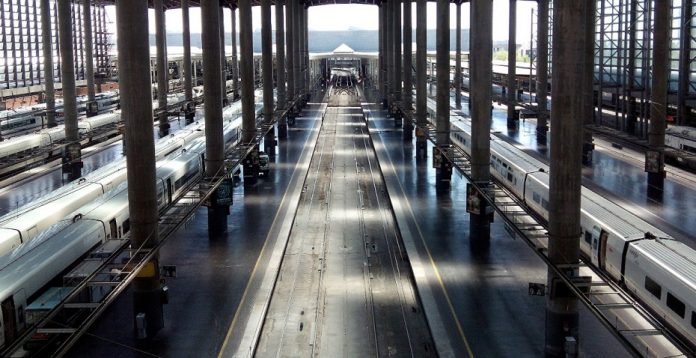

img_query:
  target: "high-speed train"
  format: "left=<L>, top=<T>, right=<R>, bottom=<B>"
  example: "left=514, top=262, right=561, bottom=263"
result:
left=0, top=101, right=264, bottom=350
left=0, top=111, right=122, bottom=160
left=0, top=131, right=213, bottom=350
left=449, top=117, right=696, bottom=347
left=0, top=101, right=260, bottom=258
left=0, top=91, right=120, bottom=137
left=666, top=125, right=696, bottom=154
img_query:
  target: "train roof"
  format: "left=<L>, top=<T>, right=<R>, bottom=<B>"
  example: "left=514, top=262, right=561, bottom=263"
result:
left=666, top=125, right=696, bottom=139
left=581, top=187, right=670, bottom=240
left=632, top=239, right=696, bottom=293
left=0, top=218, right=103, bottom=299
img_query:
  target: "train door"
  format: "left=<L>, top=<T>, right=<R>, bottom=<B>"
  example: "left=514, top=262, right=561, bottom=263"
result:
left=590, top=226, right=601, bottom=266
left=598, top=230, right=608, bottom=270
left=1, top=298, right=16, bottom=346
left=109, top=219, right=118, bottom=239
left=166, top=178, right=173, bottom=204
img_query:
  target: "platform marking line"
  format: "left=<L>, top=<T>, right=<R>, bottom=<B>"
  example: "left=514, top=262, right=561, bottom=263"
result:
left=217, top=108, right=324, bottom=358
left=367, top=107, right=475, bottom=358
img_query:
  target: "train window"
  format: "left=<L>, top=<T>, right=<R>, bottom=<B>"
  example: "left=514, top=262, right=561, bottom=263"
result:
left=507, top=173, right=513, bottom=182
left=644, top=276, right=662, bottom=299
left=541, top=198, right=549, bottom=210
left=123, top=219, right=130, bottom=234
left=533, top=192, right=541, bottom=203
left=584, top=231, right=592, bottom=244
left=692, top=312, right=696, bottom=329
left=666, top=293, right=685, bottom=318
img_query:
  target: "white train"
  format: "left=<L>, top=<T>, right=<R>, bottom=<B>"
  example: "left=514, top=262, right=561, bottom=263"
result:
left=0, top=91, right=120, bottom=137
left=0, top=111, right=122, bottom=160
left=0, top=102, right=263, bottom=350
left=449, top=118, right=696, bottom=348
left=0, top=136, right=207, bottom=350
left=666, top=126, right=696, bottom=154
left=0, top=100, right=257, bottom=258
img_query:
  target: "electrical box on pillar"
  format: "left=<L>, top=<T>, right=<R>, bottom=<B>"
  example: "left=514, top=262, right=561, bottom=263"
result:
left=62, top=142, right=83, bottom=181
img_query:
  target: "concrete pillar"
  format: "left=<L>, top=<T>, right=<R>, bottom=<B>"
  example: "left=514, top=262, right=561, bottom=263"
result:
left=182, top=0, right=193, bottom=102
left=455, top=2, right=462, bottom=109
left=298, top=5, right=306, bottom=98
left=154, top=0, right=169, bottom=136
left=435, top=0, right=451, bottom=190
left=292, top=2, right=300, bottom=99
left=647, top=0, right=669, bottom=199
left=276, top=1, right=286, bottom=108
left=297, top=5, right=304, bottom=97
left=507, top=0, right=517, bottom=128
left=535, top=0, right=549, bottom=139
left=546, top=2, right=587, bottom=356
left=240, top=0, right=259, bottom=183
left=385, top=1, right=393, bottom=106
left=470, top=0, right=493, bottom=242
left=41, top=0, right=56, bottom=128
left=403, top=0, right=413, bottom=138
left=276, top=1, right=288, bottom=139
left=262, top=0, right=273, bottom=123
left=202, top=0, right=228, bottom=234
left=378, top=4, right=385, bottom=99
left=415, top=0, right=427, bottom=159
left=304, top=7, right=309, bottom=94
left=393, top=0, right=402, bottom=107
left=83, top=0, right=96, bottom=116
left=220, top=5, right=228, bottom=105
left=58, top=0, right=81, bottom=181
left=582, top=0, right=596, bottom=165
left=626, top=0, right=639, bottom=134
left=231, top=6, right=240, bottom=100
left=240, top=0, right=255, bottom=141
left=678, top=0, right=692, bottom=126
left=261, top=0, right=275, bottom=155
left=286, top=0, right=295, bottom=104
left=116, top=0, right=163, bottom=338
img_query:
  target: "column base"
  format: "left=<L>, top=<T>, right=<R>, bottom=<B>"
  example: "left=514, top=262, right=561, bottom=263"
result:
left=647, top=171, right=665, bottom=201
left=133, top=279, right=165, bottom=339
left=243, top=150, right=260, bottom=186
left=264, top=131, right=276, bottom=156
left=158, top=121, right=171, bottom=138
left=435, top=155, right=452, bottom=192
left=544, top=303, right=579, bottom=358
left=62, top=142, right=83, bottom=181
left=184, top=104, right=196, bottom=125
left=86, top=101, right=99, bottom=117
left=403, top=123, right=414, bottom=141
left=207, top=204, right=230, bottom=236
left=278, top=122, right=288, bottom=140
left=582, top=141, right=594, bottom=166
left=416, top=137, right=428, bottom=161
left=536, top=125, right=549, bottom=143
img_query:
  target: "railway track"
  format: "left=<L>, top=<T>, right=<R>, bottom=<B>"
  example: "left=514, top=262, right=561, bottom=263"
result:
left=254, top=89, right=435, bottom=357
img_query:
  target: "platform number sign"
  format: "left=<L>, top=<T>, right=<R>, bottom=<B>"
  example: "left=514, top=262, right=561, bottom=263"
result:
left=645, top=150, right=663, bottom=174
left=213, top=178, right=234, bottom=206
left=466, top=183, right=482, bottom=215
left=528, top=282, right=546, bottom=296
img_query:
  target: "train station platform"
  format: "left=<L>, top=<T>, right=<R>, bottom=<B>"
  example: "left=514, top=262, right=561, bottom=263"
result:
left=65, top=87, right=630, bottom=357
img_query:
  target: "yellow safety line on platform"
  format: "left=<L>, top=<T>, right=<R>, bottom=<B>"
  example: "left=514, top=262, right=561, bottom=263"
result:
left=217, top=115, right=321, bottom=358
left=373, top=109, right=475, bottom=358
